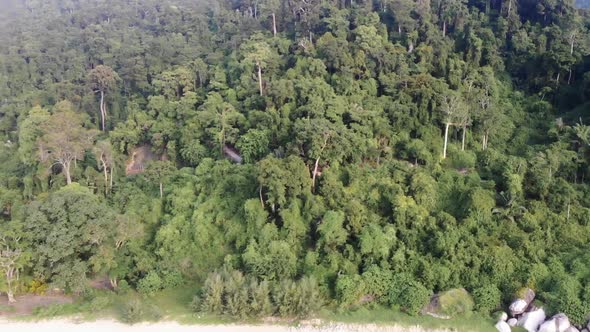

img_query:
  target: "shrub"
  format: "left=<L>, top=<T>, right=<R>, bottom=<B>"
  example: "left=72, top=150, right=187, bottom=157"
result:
left=295, top=276, right=322, bottom=317
left=387, top=273, right=432, bottom=315
left=200, top=272, right=224, bottom=314
left=335, top=274, right=366, bottom=307
left=273, top=279, right=299, bottom=317
left=387, top=273, right=413, bottom=306
left=272, top=277, right=321, bottom=318
left=161, top=270, right=184, bottom=288
left=448, top=149, right=476, bottom=169
left=362, top=266, right=394, bottom=301
left=88, top=295, right=112, bottom=312
left=120, top=299, right=144, bottom=324
left=223, top=270, right=249, bottom=318
left=33, top=303, right=79, bottom=318
left=28, top=280, right=48, bottom=295
left=116, top=280, right=131, bottom=294
left=473, top=284, right=502, bottom=314
left=399, top=281, right=432, bottom=315
left=138, top=272, right=163, bottom=295
left=556, top=297, right=589, bottom=326
left=249, top=280, right=273, bottom=317
left=189, top=295, right=202, bottom=313
left=437, top=288, right=474, bottom=317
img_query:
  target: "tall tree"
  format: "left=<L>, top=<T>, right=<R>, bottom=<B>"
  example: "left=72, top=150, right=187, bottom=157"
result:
left=88, top=65, right=119, bottom=131
left=439, top=91, right=467, bottom=158
left=25, top=184, right=115, bottom=293
left=0, top=221, right=29, bottom=303
left=93, top=140, right=114, bottom=195
left=39, top=102, right=98, bottom=185
left=242, top=34, right=274, bottom=96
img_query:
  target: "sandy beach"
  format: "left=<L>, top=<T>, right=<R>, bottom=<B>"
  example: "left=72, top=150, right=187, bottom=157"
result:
left=0, top=319, right=452, bottom=332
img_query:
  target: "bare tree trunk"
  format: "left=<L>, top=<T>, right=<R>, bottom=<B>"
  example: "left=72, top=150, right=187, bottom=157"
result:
left=462, top=126, right=467, bottom=151
left=259, top=186, right=264, bottom=208
left=63, top=161, right=72, bottom=185
left=100, top=90, right=106, bottom=131
left=556, top=72, right=561, bottom=86
left=110, top=277, right=118, bottom=289
left=443, top=21, right=446, bottom=37
left=312, top=157, right=321, bottom=191
left=443, top=123, right=450, bottom=159
left=159, top=182, right=163, bottom=198
left=272, top=13, right=277, bottom=37
left=312, top=134, right=330, bottom=191
left=568, top=68, right=572, bottom=85
left=102, top=161, right=108, bottom=195
left=257, top=63, right=263, bottom=96
left=6, top=270, right=15, bottom=303
left=110, top=167, right=114, bottom=190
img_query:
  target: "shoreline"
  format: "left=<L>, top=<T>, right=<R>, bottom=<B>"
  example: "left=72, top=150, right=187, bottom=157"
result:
left=0, top=318, right=455, bottom=332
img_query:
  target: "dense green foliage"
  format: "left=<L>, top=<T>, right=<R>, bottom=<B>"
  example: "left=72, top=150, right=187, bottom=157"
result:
left=1, top=0, right=590, bottom=322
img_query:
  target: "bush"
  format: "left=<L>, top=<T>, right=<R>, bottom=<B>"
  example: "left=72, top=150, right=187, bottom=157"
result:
left=447, top=149, right=476, bottom=169
left=473, top=284, right=502, bottom=314
left=116, top=280, right=131, bottom=294
left=249, top=280, right=273, bottom=317
left=138, top=272, right=163, bottom=295
left=362, top=266, right=394, bottom=301
left=272, top=277, right=321, bottom=318
left=189, top=295, right=202, bottom=312
left=556, top=297, right=589, bottom=326
left=161, top=270, right=184, bottom=288
left=197, top=269, right=320, bottom=318
left=273, top=279, right=299, bottom=317
left=223, top=270, right=249, bottom=318
left=120, top=299, right=144, bottom=324
left=335, top=274, right=366, bottom=307
left=88, top=295, right=113, bottom=312
left=28, top=280, right=48, bottom=295
left=200, top=272, right=224, bottom=314
left=399, top=281, right=432, bottom=315
left=387, top=273, right=413, bottom=306
left=33, top=303, right=79, bottom=318
left=387, top=273, right=432, bottom=315
left=437, top=288, right=474, bottom=317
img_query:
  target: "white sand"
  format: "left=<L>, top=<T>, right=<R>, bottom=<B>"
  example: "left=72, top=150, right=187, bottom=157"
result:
left=0, top=319, right=453, bottom=332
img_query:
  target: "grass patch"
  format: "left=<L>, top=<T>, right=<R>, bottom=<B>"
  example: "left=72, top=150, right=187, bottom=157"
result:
left=0, top=304, right=16, bottom=312
left=321, top=305, right=497, bottom=332
left=10, top=287, right=499, bottom=331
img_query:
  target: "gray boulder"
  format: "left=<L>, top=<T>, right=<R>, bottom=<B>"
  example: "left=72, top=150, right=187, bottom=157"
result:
left=564, top=327, right=579, bottom=332
left=499, top=312, right=508, bottom=321
left=507, top=318, right=518, bottom=326
left=509, top=299, right=528, bottom=316
left=538, top=313, right=571, bottom=332
left=509, top=288, right=536, bottom=317
left=496, top=320, right=511, bottom=332
left=517, top=307, right=546, bottom=332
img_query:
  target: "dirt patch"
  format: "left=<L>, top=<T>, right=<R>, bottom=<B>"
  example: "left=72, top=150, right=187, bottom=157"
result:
left=89, top=277, right=113, bottom=291
left=0, top=294, right=74, bottom=316
left=125, top=145, right=155, bottom=175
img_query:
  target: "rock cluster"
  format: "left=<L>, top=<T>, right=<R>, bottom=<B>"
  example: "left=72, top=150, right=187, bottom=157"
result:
left=495, top=288, right=589, bottom=332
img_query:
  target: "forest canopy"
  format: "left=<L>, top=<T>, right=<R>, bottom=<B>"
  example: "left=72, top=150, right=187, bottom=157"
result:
left=1, top=0, right=590, bottom=325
